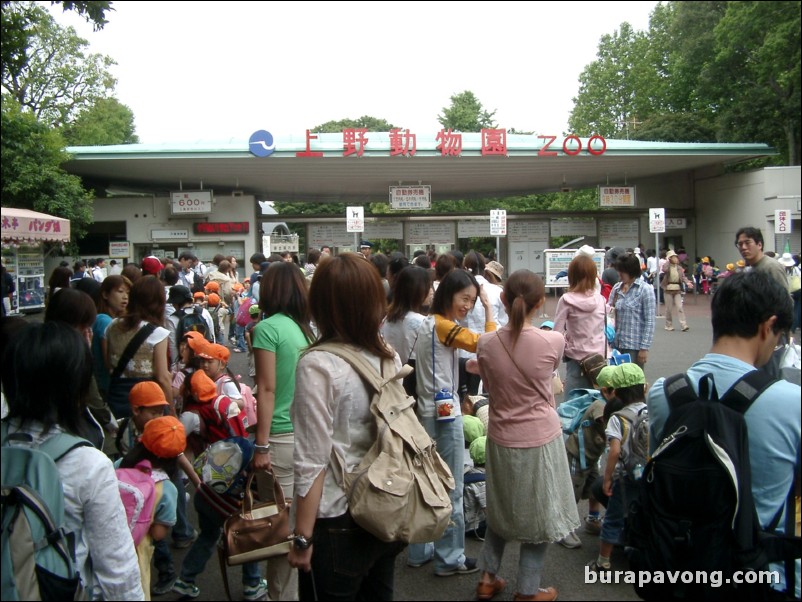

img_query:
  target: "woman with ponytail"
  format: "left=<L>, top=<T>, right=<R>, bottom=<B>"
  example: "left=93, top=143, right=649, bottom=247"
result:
left=472, top=270, right=580, bottom=602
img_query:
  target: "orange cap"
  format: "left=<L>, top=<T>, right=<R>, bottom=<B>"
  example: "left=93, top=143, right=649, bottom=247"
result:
left=128, top=381, right=169, bottom=408
left=196, top=342, right=230, bottom=363
left=193, top=291, right=205, bottom=300
left=207, top=293, right=221, bottom=306
left=187, top=335, right=208, bottom=354
left=141, top=416, right=186, bottom=458
left=205, top=281, right=220, bottom=292
left=190, top=370, right=218, bottom=403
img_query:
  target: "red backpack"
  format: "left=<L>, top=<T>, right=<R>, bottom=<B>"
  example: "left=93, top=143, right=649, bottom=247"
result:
left=235, top=297, right=255, bottom=327
left=185, top=395, right=249, bottom=443
left=217, top=375, right=257, bottom=430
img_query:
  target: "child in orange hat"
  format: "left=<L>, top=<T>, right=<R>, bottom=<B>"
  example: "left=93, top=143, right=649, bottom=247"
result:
left=118, top=415, right=187, bottom=599
left=197, top=342, right=256, bottom=426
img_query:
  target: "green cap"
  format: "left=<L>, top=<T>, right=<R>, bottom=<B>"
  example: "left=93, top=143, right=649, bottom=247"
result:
left=463, top=414, right=485, bottom=443
left=248, top=303, right=260, bottom=315
left=596, top=363, right=645, bottom=389
left=469, top=435, right=487, bottom=465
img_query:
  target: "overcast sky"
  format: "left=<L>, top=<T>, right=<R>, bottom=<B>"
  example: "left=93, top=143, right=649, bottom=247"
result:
left=48, top=1, right=660, bottom=144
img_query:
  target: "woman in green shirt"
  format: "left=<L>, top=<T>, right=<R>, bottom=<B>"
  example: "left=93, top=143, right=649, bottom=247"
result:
left=252, top=261, right=315, bottom=602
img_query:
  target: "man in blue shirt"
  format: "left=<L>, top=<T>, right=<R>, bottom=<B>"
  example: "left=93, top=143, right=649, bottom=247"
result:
left=647, top=270, right=800, bottom=598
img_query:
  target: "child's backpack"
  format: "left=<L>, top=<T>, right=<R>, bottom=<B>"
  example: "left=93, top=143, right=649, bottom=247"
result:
left=626, top=370, right=799, bottom=600
left=185, top=394, right=249, bottom=443
left=193, top=437, right=254, bottom=518
left=562, top=395, right=607, bottom=472
left=613, top=405, right=649, bottom=480
left=557, top=388, right=605, bottom=456
left=175, top=305, right=213, bottom=345
left=1, top=424, right=92, bottom=601
left=311, top=342, right=455, bottom=544
left=207, top=305, right=221, bottom=342
left=115, top=459, right=157, bottom=547
left=217, top=374, right=257, bottom=430
left=235, top=297, right=255, bottom=327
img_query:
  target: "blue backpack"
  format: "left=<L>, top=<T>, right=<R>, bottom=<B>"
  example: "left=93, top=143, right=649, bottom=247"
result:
left=557, top=388, right=605, bottom=470
left=1, top=423, right=92, bottom=601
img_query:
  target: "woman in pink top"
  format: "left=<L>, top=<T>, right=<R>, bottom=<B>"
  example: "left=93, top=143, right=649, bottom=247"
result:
left=474, top=270, right=580, bottom=602
left=553, top=254, right=607, bottom=395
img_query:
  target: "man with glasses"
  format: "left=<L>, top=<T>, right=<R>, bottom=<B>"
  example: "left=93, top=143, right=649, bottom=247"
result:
left=735, top=227, right=789, bottom=292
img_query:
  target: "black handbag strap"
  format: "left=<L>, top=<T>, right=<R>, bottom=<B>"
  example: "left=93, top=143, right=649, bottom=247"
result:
left=111, top=323, right=157, bottom=379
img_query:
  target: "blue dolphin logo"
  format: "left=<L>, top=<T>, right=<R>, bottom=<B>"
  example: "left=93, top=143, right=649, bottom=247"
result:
left=249, top=130, right=275, bottom=157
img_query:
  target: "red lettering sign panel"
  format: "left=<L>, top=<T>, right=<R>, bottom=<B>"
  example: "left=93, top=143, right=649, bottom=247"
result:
left=193, top=222, right=250, bottom=234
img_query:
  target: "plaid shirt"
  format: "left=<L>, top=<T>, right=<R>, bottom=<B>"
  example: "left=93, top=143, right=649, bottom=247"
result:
left=610, top=277, right=655, bottom=350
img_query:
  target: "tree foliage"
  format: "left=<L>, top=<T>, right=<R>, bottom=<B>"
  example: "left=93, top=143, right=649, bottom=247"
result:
left=1, top=2, right=117, bottom=129
left=62, top=96, right=138, bottom=145
left=312, top=116, right=397, bottom=132
left=568, top=1, right=801, bottom=165
left=438, top=90, right=497, bottom=132
left=1, top=99, right=94, bottom=245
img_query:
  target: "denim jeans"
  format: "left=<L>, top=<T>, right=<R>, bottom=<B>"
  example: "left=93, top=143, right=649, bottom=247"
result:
left=407, top=415, right=466, bottom=572
left=179, top=491, right=262, bottom=586
left=591, top=476, right=639, bottom=546
left=234, top=324, right=247, bottom=352
left=563, top=358, right=590, bottom=398
left=299, top=511, right=405, bottom=602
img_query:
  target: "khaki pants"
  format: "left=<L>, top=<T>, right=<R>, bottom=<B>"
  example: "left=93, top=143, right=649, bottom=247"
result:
left=664, top=291, right=687, bottom=329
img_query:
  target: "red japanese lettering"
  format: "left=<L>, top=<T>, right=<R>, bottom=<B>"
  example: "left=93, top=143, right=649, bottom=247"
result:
left=436, top=129, right=462, bottom=157
left=343, top=129, right=368, bottom=157
left=481, top=129, right=507, bottom=156
left=296, top=130, right=324, bottom=158
left=390, top=129, right=417, bottom=157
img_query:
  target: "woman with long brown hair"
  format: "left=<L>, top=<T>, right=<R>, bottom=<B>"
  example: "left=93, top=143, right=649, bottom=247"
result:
left=288, top=253, right=405, bottom=600
left=251, top=261, right=314, bottom=602
left=104, top=275, right=172, bottom=417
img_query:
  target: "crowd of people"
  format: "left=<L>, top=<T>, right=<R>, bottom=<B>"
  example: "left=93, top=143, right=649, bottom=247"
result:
left=1, top=226, right=799, bottom=601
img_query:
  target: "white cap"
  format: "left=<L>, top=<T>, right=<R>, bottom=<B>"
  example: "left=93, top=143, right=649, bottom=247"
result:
left=574, top=244, right=596, bottom=258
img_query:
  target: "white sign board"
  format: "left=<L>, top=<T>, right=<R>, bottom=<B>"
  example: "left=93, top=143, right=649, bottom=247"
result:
left=151, top=229, right=188, bottom=240
left=458, top=220, right=492, bottom=238
left=406, top=222, right=456, bottom=245
left=170, top=190, right=213, bottom=214
left=346, top=206, right=364, bottom=233
left=599, top=186, right=636, bottom=208
left=599, top=219, right=639, bottom=249
left=309, top=223, right=353, bottom=248
left=666, top=217, right=687, bottom=229
left=509, top=221, right=550, bottom=243
left=544, top=249, right=605, bottom=288
left=551, top=218, right=596, bottom=237
left=389, top=186, right=431, bottom=210
left=775, top=209, right=792, bottom=234
left=109, top=241, right=130, bottom=258
left=649, top=208, right=665, bottom=233
left=490, top=210, right=507, bottom=236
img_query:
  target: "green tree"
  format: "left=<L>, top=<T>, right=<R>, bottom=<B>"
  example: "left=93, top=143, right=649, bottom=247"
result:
left=631, top=113, right=716, bottom=143
left=438, top=90, right=497, bottom=132
left=704, top=1, right=801, bottom=164
left=1, top=99, right=94, bottom=245
left=1, top=1, right=116, bottom=129
left=568, top=22, right=657, bottom=138
left=1, top=1, right=112, bottom=82
left=312, top=116, right=397, bottom=132
left=62, top=97, right=138, bottom=145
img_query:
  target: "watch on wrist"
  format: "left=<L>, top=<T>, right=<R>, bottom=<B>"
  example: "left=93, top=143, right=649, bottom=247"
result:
left=254, top=443, right=270, bottom=454
left=292, top=534, right=312, bottom=550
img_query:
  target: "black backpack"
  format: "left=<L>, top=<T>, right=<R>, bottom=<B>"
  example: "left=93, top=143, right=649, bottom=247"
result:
left=175, top=305, right=213, bottom=344
left=626, top=370, right=800, bottom=601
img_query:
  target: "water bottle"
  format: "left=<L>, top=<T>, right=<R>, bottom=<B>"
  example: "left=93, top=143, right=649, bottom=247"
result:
left=434, top=389, right=455, bottom=422
left=631, top=463, right=644, bottom=481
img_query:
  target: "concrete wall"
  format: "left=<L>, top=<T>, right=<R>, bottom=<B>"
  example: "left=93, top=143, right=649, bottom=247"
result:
left=695, top=166, right=801, bottom=266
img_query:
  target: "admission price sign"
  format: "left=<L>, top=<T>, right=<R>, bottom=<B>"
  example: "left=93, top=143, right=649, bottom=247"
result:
left=490, top=210, right=507, bottom=236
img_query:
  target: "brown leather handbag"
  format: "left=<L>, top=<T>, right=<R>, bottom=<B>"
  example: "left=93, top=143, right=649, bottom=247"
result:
left=218, top=471, right=291, bottom=600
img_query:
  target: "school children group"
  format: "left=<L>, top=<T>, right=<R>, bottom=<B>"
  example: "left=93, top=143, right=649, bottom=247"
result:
left=1, top=243, right=798, bottom=602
